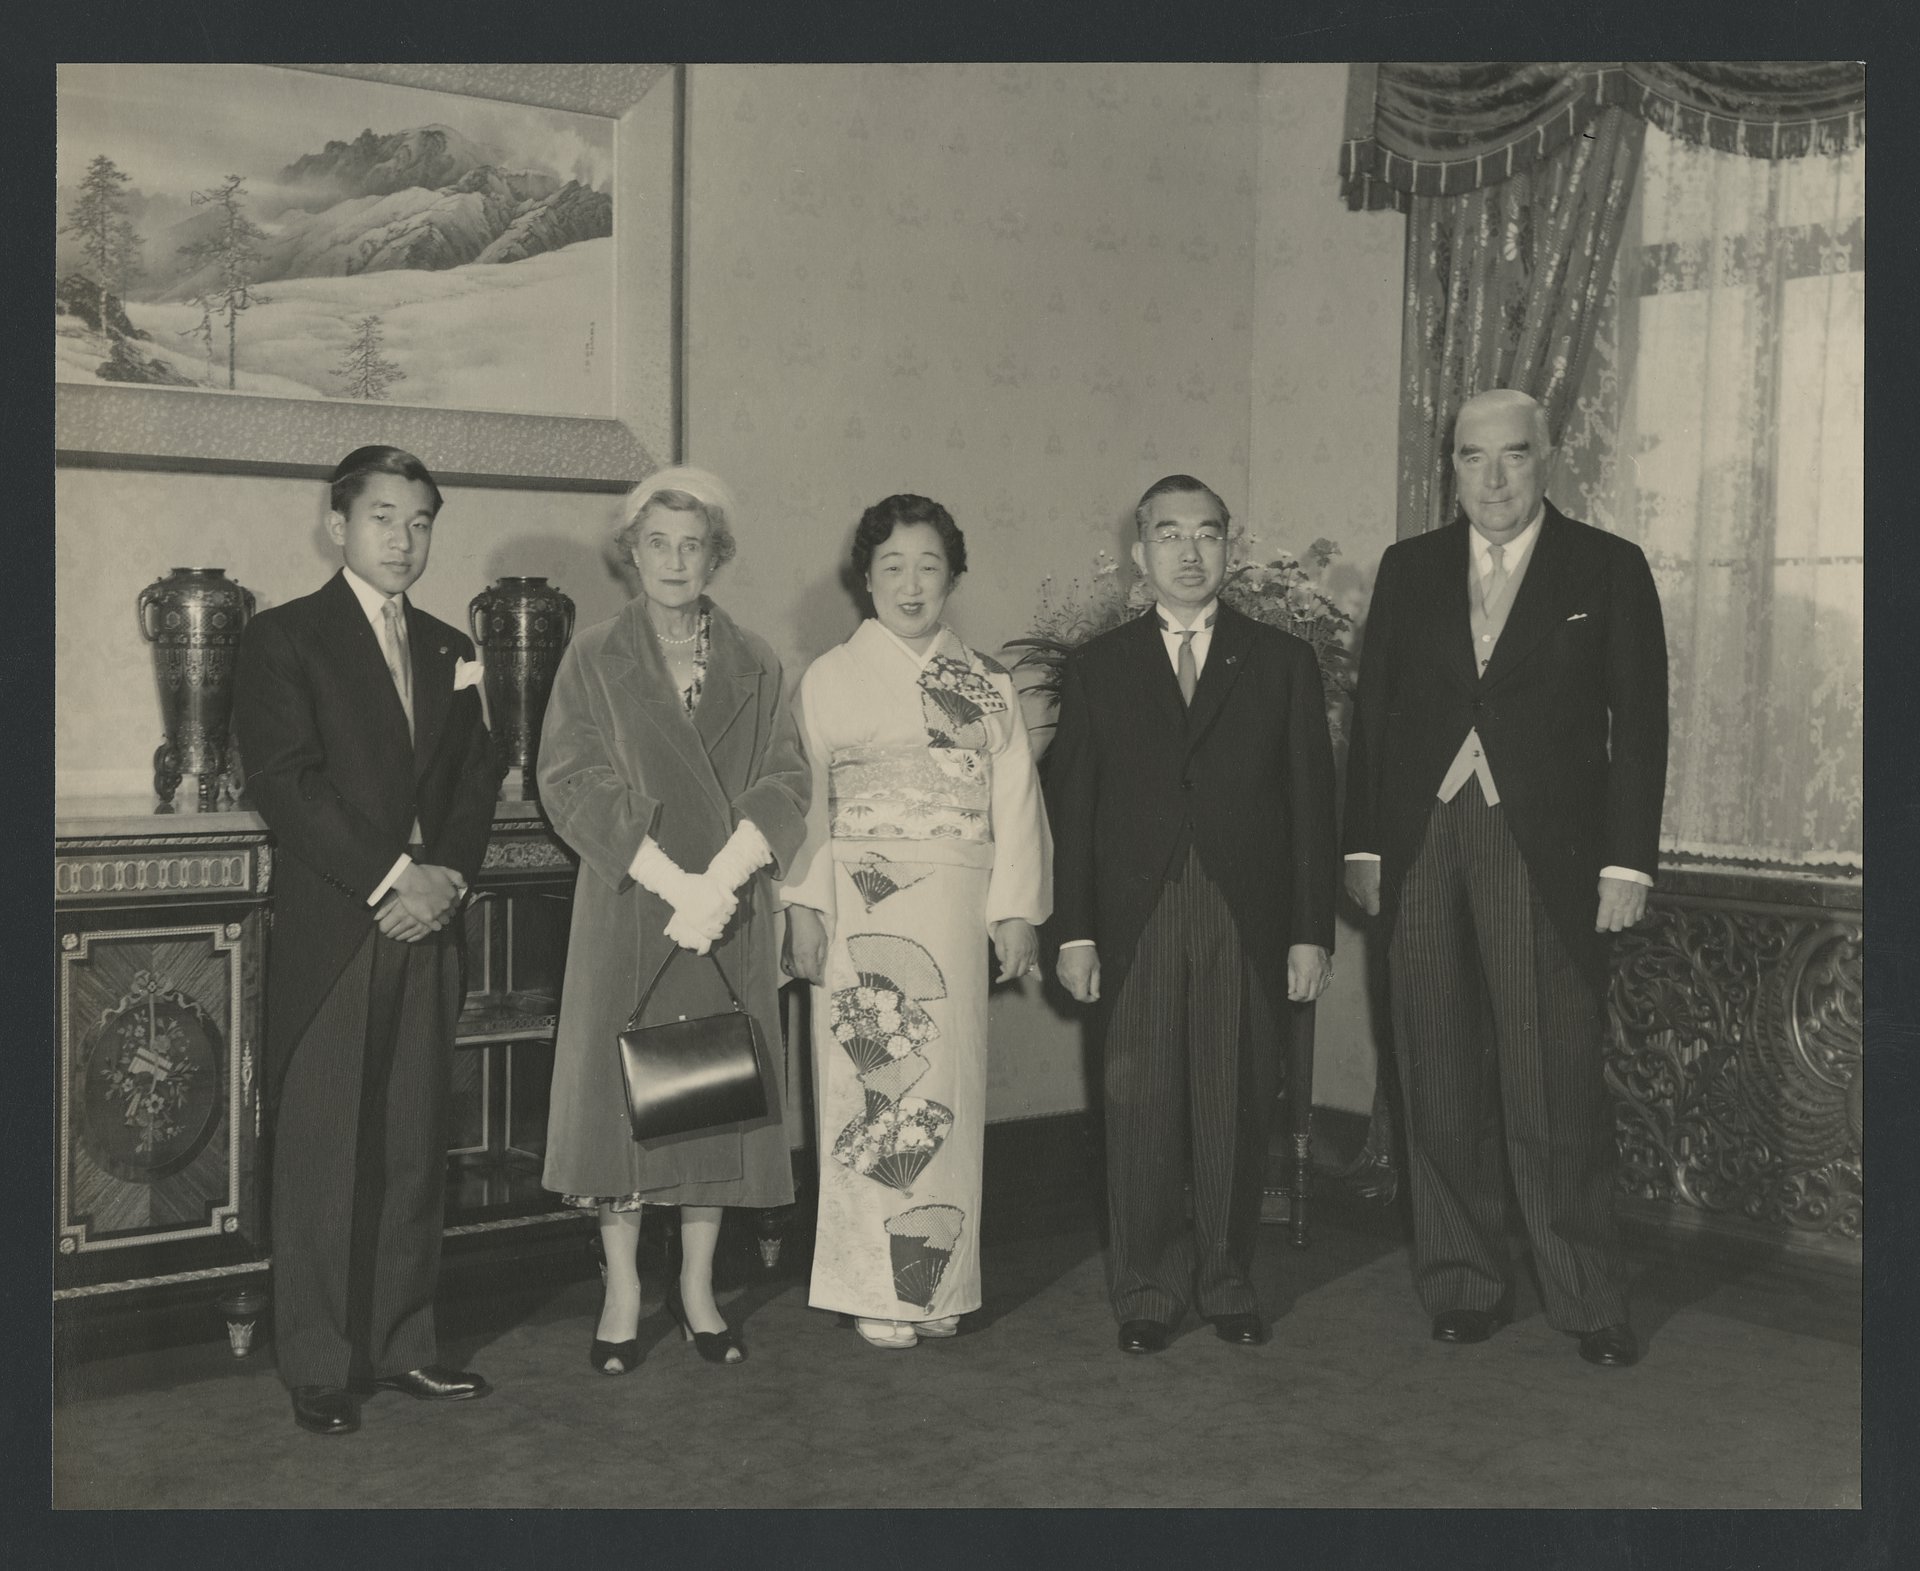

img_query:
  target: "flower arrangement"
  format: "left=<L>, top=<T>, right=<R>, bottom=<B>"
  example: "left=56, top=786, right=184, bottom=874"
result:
left=1005, top=532, right=1355, bottom=741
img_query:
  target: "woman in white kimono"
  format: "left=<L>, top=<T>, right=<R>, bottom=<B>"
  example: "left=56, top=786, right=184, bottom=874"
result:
left=782, top=494, right=1052, bottom=1348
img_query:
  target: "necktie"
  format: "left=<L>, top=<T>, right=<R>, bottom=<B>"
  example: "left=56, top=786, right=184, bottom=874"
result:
left=1481, top=542, right=1508, bottom=616
left=1157, top=613, right=1205, bottom=705
left=381, top=598, right=413, bottom=735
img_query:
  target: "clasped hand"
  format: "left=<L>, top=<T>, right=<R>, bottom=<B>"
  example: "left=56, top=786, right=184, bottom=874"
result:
left=662, top=873, right=737, bottom=955
left=376, top=863, right=463, bottom=943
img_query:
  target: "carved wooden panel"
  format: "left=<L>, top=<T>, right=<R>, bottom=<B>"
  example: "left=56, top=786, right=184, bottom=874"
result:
left=1606, top=887, right=1862, bottom=1241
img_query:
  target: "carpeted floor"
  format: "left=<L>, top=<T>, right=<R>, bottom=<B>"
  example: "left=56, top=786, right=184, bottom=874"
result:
left=52, top=1202, right=1859, bottom=1510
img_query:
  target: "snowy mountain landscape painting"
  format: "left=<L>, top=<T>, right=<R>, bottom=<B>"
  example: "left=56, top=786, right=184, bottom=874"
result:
left=56, top=64, right=616, bottom=420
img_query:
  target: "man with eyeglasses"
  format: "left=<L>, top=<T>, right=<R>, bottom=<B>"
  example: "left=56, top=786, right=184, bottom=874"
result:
left=1047, top=474, right=1337, bottom=1355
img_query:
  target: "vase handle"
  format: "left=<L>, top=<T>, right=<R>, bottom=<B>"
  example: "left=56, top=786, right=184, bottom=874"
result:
left=468, top=597, right=489, bottom=649
left=560, top=598, right=575, bottom=643
left=137, top=584, right=161, bottom=644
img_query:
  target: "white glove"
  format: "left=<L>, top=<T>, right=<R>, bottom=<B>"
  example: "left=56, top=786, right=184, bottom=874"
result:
left=663, top=908, right=722, bottom=956
left=630, top=837, right=736, bottom=950
left=704, top=819, right=773, bottom=892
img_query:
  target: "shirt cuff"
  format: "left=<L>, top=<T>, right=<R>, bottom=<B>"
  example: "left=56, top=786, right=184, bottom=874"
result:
left=1344, top=852, right=1381, bottom=862
left=1599, top=866, right=1653, bottom=887
left=1058, top=939, right=1097, bottom=951
left=368, top=852, right=413, bottom=907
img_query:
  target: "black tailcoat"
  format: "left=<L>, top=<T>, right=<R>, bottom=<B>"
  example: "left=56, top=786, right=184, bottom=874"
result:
left=234, top=569, right=503, bottom=1094
left=1046, top=602, right=1337, bottom=1007
left=1342, top=504, right=1669, bottom=996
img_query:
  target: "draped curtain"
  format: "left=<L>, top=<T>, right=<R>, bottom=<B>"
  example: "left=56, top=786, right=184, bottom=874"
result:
left=1343, top=61, right=1866, bottom=212
left=1397, top=107, right=1643, bottom=537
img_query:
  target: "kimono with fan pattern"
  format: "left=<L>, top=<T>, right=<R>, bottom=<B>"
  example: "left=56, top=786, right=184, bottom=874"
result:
left=781, top=619, right=1051, bottom=1322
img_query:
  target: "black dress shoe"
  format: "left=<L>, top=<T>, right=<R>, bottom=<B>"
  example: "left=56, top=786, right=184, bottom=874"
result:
left=1431, top=1299, right=1514, bottom=1345
left=1576, top=1323, right=1639, bottom=1367
left=291, top=1385, right=358, bottom=1435
left=1206, top=1313, right=1269, bottom=1346
left=370, top=1365, right=491, bottom=1400
left=1118, top=1320, right=1171, bottom=1355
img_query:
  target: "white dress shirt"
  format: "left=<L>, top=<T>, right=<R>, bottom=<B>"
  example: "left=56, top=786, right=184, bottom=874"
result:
left=340, top=568, right=463, bottom=909
left=1344, top=515, right=1650, bottom=888
left=1155, top=598, right=1218, bottom=681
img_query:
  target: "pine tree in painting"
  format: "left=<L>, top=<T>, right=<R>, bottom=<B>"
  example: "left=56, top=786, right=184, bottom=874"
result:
left=60, top=154, right=144, bottom=339
left=177, top=175, right=271, bottom=390
left=179, top=296, right=218, bottom=386
left=332, top=314, right=407, bottom=401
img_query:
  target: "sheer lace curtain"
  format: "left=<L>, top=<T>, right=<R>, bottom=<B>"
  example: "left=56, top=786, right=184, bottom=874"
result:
left=1554, top=125, right=1864, bottom=868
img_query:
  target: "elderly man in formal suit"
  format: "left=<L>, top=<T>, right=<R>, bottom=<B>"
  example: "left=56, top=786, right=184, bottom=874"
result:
left=1048, top=474, right=1337, bottom=1355
left=1343, top=389, right=1669, bottom=1367
left=235, top=446, right=504, bottom=1434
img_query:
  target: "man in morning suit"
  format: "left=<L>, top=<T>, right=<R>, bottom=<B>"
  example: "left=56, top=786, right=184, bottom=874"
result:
left=1048, top=475, right=1337, bottom=1355
left=235, top=446, right=504, bottom=1434
left=1343, top=389, right=1668, bottom=1368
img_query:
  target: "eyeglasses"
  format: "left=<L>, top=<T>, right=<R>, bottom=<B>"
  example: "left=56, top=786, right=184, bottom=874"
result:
left=1146, top=527, right=1227, bottom=547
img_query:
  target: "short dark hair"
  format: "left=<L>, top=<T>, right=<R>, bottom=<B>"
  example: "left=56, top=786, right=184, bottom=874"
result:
left=1133, top=473, right=1230, bottom=534
left=851, top=494, right=968, bottom=583
left=329, top=445, right=444, bottom=518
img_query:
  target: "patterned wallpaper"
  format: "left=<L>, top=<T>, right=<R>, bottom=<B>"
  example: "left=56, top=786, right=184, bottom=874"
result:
left=682, top=62, right=1261, bottom=683
left=1250, top=65, right=1408, bottom=1115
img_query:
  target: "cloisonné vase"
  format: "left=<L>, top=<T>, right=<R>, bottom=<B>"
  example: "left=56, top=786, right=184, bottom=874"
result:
left=469, top=576, right=576, bottom=800
left=136, top=567, right=255, bottom=812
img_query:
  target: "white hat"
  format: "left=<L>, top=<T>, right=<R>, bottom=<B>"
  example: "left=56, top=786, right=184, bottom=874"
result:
left=622, top=465, right=737, bottom=528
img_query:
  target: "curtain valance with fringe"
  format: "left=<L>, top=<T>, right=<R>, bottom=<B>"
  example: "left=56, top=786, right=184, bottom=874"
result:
left=1340, top=61, right=1864, bottom=211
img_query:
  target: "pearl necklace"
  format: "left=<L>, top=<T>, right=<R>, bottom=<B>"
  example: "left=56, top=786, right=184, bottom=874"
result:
left=655, top=616, right=703, bottom=647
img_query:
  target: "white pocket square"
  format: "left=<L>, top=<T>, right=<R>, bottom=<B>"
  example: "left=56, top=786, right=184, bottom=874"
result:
left=453, top=657, right=486, bottom=691
left=1565, top=612, right=1590, bottom=622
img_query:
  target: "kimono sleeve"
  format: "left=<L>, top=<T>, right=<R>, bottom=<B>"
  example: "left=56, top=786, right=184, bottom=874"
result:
left=775, top=659, right=837, bottom=918
left=983, top=669, right=1053, bottom=928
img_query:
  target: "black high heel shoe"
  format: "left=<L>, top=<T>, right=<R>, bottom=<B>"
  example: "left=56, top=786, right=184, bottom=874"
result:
left=588, top=1335, right=642, bottom=1376
left=665, top=1284, right=746, bottom=1365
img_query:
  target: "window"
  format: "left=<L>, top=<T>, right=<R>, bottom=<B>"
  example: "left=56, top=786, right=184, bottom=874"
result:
left=1554, top=123, right=1863, bottom=867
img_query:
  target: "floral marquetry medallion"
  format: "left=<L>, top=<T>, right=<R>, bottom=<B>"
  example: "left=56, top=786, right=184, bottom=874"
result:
left=59, top=925, right=252, bottom=1255
left=1605, top=877, right=1862, bottom=1244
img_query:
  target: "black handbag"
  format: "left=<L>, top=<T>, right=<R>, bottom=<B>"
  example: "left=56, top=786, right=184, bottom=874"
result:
left=616, top=946, right=769, bottom=1143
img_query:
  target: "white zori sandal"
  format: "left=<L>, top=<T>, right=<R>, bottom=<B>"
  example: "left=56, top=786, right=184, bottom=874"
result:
left=915, top=1316, right=960, bottom=1339
left=855, top=1318, right=919, bottom=1349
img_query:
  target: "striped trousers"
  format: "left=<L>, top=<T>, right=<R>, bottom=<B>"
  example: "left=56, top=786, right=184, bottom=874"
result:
left=1101, top=846, right=1275, bottom=1325
left=271, top=926, right=461, bottom=1388
left=1388, top=788, right=1627, bottom=1333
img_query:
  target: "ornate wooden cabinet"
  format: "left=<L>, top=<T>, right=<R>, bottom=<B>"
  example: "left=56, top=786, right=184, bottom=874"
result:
left=55, top=805, right=273, bottom=1295
left=54, top=800, right=586, bottom=1323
